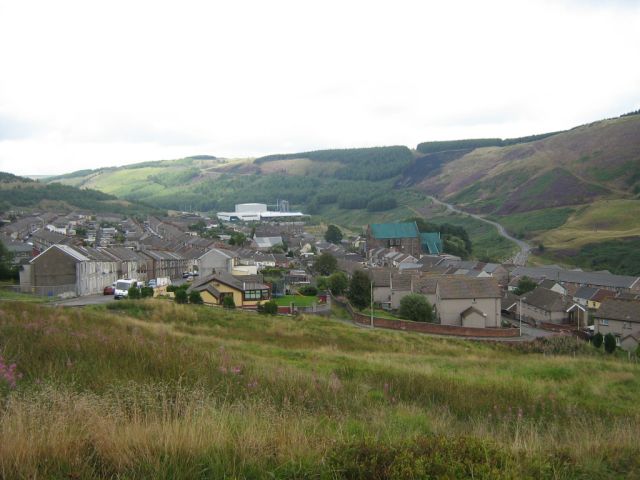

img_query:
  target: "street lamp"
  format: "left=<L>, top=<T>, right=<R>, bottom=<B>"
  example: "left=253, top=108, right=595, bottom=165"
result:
left=370, top=280, right=374, bottom=328
left=519, top=297, right=523, bottom=337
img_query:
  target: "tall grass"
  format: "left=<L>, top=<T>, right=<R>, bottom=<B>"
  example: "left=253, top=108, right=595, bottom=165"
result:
left=1, top=299, right=639, bottom=478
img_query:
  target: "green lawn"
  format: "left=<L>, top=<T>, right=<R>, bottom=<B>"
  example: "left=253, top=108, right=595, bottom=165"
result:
left=273, top=294, right=319, bottom=307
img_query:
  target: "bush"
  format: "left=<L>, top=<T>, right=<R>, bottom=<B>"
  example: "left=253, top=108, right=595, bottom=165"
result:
left=222, top=296, right=235, bottom=309
left=174, top=289, right=188, bottom=304
left=298, top=285, right=318, bottom=296
left=258, top=300, right=278, bottom=315
left=592, top=332, right=603, bottom=349
left=604, top=333, right=617, bottom=354
left=127, top=285, right=141, bottom=300
left=188, top=290, right=203, bottom=304
left=398, top=294, right=434, bottom=322
left=140, top=287, right=154, bottom=298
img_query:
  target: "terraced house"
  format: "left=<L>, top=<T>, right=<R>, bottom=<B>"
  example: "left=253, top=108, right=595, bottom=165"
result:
left=594, top=299, right=640, bottom=351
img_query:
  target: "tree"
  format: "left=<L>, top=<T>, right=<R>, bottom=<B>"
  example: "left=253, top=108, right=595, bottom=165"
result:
left=325, top=224, right=343, bottom=244
left=189, top=290, right=203, bottom=304
left=313, top=252, right=338, bottom=276
left=316, top=276, right=329, bottom=291
left=228, top=232, right=246, bottom=246
left=514, top=276, right=537, bottom=296
left=348, top=270, right=371, bottom=310
left=398, top=294, right=434, bottom=322
left=604, top=333, right=617, bottom=354
left=174, top=289, right=188, bottom=304
left=592, top=332, right=603, bottom=349
left=328, top=271, right=348, bottom=296
left=0, top=240, right=16, bottom=281
left=222, top=295, right=235, bottom=309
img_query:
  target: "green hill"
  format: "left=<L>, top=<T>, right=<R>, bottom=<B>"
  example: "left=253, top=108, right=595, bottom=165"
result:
left=1, top=298, right=638, bottom=478
left=0, top=171, right=163, bottom=216
left=42, top=112, right=640, bottom=269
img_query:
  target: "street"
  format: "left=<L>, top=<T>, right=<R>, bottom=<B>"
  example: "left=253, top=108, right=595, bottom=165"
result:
left=428, top=195, right=531, bottom=265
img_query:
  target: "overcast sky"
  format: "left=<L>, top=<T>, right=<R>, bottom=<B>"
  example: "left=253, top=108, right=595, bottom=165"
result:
left=0, top=0, right=639, bottom=175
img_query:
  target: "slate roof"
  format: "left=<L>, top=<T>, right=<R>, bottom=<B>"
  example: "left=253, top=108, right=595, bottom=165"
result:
left=574, top=286, right=599, bottom=300
left=501, top=292, right=519, bottom=311
left=522, top=287, right=569, bottom=312
left=415, top=276, right=439, bottom=295
left=370, top=222, right=419, bottom=239
left=437, top=276, right=501, bottom=299
left=591, top=289, right=616, bottom=303
left=593, top=299, right=640, bottom=323
left=512, top=266, right=639, bottom=290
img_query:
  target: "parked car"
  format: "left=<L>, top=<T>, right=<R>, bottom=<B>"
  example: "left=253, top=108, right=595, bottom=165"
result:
left=103, top=284, right=115, bottom=295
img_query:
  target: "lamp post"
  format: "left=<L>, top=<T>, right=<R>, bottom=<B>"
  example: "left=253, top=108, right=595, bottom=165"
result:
left=519, top=297, right=523, bottom=337
left=370, top=280, right=374, bottom=328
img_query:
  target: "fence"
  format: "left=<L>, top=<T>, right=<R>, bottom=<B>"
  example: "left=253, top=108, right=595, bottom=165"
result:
left=332, top=294, right=520, bottom=338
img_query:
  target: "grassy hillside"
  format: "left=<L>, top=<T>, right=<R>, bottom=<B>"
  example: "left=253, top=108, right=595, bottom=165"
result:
left=0, top=171, right=163, bottom=216
left=1, top=299, right=639, bottom=478
left=412, top=114, right=640, bottom=272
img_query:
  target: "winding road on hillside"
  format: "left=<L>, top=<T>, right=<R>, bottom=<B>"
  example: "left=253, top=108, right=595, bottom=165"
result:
left=427, top=196, right=531, bottom=265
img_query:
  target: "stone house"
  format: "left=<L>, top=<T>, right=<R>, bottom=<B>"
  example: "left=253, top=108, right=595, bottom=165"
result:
left=22, top=244, right=118, bottom=297
left=366, top=222, right=422, bottom=257
left=594, top=299, right=640, bottom=351
left=435, top=276, right=501, bottom=328
left=520, top=287, right=574, bottom=325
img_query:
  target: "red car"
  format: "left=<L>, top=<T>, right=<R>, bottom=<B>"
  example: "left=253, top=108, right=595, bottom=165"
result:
left=103, top=285, right=115, bottom=295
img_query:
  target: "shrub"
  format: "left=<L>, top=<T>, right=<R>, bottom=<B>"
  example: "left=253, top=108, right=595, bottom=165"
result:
left=127, top=285, right=141, bottom=300
left=592, top=332, right=603, bottom=349
left=222, top=295, right=235, bottom=309
left=140, top=286, right=154, bottom=298
left=174, top=289, right=188, bottom=304
left=604, top=333, right=617, bottom=354
left=258, top=300, right=278, bottom=315
left=298, top=285, right=318, bottom=296
left=398, top=294, right=434, bottom=322
left=188, top=290, right=203, bottom=304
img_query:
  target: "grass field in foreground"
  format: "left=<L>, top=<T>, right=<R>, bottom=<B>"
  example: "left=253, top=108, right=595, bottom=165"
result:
left=1, top=299, right=639, bottom=479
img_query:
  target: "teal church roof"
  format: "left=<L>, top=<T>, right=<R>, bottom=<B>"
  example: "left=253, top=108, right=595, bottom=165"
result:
left=370, top=222, right=419, bottom=239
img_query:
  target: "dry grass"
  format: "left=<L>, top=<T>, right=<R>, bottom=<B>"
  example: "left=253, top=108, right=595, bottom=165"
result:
left=1, top=300, right=639, bottom=478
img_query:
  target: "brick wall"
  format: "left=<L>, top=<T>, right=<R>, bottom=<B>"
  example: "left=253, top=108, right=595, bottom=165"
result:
left=351, top=310, right=519, bottom=337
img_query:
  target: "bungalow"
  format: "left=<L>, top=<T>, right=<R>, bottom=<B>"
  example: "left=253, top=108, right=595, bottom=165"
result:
left=188, top=273, right=271, bottom=309
left=594, top=299, right=640, bottom=351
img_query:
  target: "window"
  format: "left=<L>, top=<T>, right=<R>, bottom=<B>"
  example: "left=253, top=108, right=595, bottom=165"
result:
left=616, top=336, right=621, bottom=346
left=600, top=319, right=609, bottom=326
left=244, top=290, right=269, bottom=300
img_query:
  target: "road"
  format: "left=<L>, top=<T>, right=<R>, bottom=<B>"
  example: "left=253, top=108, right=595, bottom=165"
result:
left=428, top=195, right=531, bottom=265
left=50, top=294, right=116, bottom=307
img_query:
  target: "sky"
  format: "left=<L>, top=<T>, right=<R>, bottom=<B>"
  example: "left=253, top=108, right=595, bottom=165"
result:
left=0, top=0, right=639, bottom=176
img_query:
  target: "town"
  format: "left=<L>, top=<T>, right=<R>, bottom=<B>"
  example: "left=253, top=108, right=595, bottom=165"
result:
left=4, top=201, right=639, bottom=353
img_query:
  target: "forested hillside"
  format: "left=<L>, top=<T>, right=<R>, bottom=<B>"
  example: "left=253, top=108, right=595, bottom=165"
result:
left=41, top=111, right=640, bottom=271
left=0, top=172, right=163, bottom=216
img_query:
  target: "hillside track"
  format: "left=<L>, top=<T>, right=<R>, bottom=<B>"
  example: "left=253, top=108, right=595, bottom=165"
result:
left=428, top=196, right=531, bottom=265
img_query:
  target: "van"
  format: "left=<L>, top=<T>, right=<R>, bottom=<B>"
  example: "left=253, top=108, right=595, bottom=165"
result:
left=114, top=279, right=139, bottom=299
